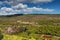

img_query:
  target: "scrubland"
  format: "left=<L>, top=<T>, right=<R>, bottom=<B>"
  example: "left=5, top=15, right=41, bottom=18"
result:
left=0, top=14, right=60, bottom=40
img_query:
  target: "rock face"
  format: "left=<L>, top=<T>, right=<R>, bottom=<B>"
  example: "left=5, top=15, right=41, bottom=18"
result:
left=42, top=35, right=52, bottom=38
left=41, top=34, right=52, bottom=40
left=2, top=26, right=26, bottom=34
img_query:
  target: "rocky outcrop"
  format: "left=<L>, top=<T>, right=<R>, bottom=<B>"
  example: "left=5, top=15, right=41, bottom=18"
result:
left=2, top=26, right=26, bottom=34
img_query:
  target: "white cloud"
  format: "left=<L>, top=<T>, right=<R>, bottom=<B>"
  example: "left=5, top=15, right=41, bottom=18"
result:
left=0, top=1, right=11, bottom=5
left=0, top=1, right=3, bottom=4
left=3, top=0, right=53, bottom=6
left=26, top=7, right=54, bottom=12
left=12, top=3, right=27, bottom=9
left=8, top=0, right=53, bottom=3
left=0, top=7, right=16, bottom=15
left=32, top=0, right=53, bottom=3
left=0, top=3, right=54, bottom=15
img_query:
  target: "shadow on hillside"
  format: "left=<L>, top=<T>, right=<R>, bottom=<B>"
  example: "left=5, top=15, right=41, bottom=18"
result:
left=0, top=34, right=3, bottom=40
left=0, top=14, right=23, bottom=17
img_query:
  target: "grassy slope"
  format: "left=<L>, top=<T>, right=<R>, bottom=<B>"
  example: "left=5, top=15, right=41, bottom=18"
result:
left=0, top=14, right=60, bottom=40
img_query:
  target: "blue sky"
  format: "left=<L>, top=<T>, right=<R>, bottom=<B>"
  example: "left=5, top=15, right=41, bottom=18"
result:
left=0, top=0, right=60, bottom=15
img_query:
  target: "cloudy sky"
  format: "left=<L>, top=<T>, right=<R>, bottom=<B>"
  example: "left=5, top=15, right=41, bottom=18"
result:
left=0, top=0, right=60, bottom=15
